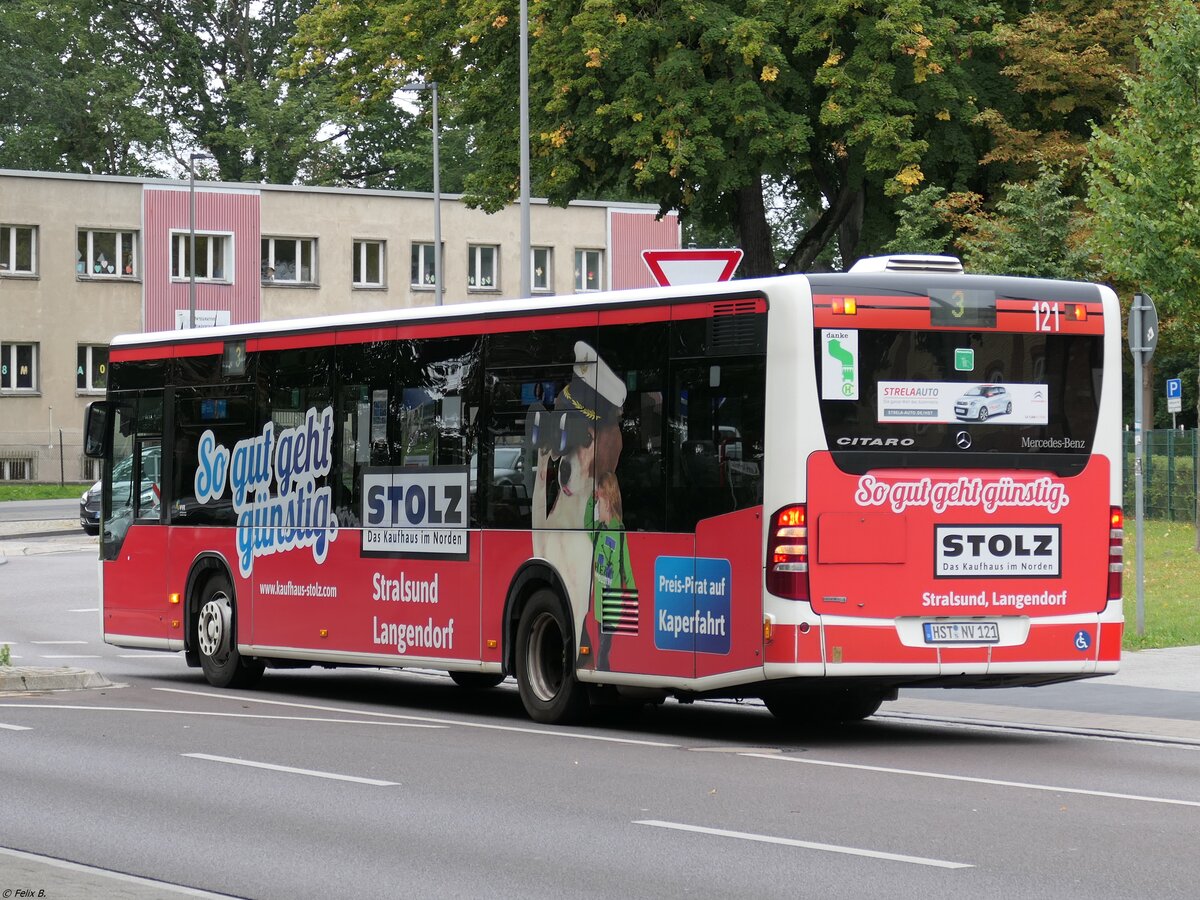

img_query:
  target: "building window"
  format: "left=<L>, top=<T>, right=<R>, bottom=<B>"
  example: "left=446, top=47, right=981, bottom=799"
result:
left=262, top=237, right=316, bottom=284
left=0, top=225, right=36, bottom=275
left=353, top=240, right=385, bottom=287
left=411, top=242, right=440, bottom=288
left=77, top=230, right=138, bottom=278
left=0, top=342, right=38, bottom=392
left=171, top=232, right=231, bottom=281
left=77, top=345, right=108, bottom=393
left=574, top=249, right=603, bottom=292
left=468, top=244, right=498, bottom=290
left=532, top=247, right=552, bottom=292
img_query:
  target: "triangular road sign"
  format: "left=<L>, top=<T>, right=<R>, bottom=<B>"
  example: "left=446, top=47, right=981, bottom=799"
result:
left=642, top=248, right=743, bottom=287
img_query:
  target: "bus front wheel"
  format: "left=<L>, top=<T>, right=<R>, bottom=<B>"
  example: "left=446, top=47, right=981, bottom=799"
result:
left=515, top=590, right=589, bottom=724
left=195, top=575, right=264, bottom=689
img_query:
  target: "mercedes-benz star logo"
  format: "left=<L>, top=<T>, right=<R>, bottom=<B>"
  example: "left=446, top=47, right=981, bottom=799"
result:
left=956, top=431, right=972, bottom=450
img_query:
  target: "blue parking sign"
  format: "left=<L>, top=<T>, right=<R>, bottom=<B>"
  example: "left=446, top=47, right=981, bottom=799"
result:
left=1167, top=378, right=1182, bottom=398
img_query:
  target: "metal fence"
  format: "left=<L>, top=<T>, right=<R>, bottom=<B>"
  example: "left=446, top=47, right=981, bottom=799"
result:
left=0, top=429, right=92, bottom=484
left=1124, top=429, right=1197, bottom=521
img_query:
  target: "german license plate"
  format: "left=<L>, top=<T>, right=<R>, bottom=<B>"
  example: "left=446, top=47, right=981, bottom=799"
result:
left=923, top=621, right=1000, bottom=644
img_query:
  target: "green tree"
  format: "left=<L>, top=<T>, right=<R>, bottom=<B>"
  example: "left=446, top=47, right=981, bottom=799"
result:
left=0, top=0, right=167, bottom=173
left=293, top=0, right=1000, bottom=275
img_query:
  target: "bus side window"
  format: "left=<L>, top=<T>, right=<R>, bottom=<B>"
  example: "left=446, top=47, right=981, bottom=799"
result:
left=171, top=390, right=254, bottom=527
left=667, top=361, right=765, bottom=531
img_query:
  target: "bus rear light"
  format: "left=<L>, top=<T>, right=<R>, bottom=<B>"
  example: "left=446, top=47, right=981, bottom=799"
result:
left=763, top=616, right=774, bottom=643
left=1067, top=303, right=1087, bottom=322
left=767, top=504, right=810, bottom=601
left=1108, top=506, right=1124, bottom=600
left=831, top=297, right=857, bottom=315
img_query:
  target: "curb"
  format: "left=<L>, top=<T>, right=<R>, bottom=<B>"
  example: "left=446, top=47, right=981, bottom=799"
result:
left=0, top=666, right=113, bottom=693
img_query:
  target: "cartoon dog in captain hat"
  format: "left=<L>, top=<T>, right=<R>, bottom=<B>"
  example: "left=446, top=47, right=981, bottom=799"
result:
left=528, top=341, right=627, bottom=659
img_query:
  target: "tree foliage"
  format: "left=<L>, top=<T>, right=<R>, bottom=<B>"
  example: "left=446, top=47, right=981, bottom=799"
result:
left=293, top=0, right=1001, bottom=275
left=1087, top=0, right=1200, bottom=328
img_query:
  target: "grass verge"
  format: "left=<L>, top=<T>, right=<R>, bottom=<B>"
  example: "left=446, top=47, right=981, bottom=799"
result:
left=0, top=483, right=87, bottom=502
left=1124, top=519, right=1200, bottom=650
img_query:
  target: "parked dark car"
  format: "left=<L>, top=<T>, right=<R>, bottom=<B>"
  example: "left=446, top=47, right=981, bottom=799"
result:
left=80, top=446, right=161, bottom=535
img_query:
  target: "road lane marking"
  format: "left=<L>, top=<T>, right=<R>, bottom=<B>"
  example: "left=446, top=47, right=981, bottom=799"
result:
left=39, top=654, right=102, bottom=659
left=743, top=754, right=1200, bottom=809
left=69, top=607, right=100, bottom=612
left=0, top=722, right=32, bottom=731
left=184, top=752, right=400, bottom=786
left=153, top=686, right=681, bottom=748
left=118, top=653, right=181, bottom=658
left=0, top=704, right=445, bottom=728
left=30, top=640, right=89, bottom=645
left=634, top=820, right=972, bottom=869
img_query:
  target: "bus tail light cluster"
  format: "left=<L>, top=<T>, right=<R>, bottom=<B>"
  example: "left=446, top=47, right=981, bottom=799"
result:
left=767, top=505, right=809, bottom=601
left=1108, top=507, right=1124, bottom=600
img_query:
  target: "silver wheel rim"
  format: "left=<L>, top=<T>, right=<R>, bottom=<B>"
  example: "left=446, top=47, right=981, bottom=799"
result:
left=198, top=593, right=232, bottom=662
left=526, top=611, right=565, bottom=703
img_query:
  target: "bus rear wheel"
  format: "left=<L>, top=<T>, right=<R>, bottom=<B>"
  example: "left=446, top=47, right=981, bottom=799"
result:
left=195, top=575, right=264, bottom=689
left=764, top=688, right=884, bottom=726
left=515, top=589, right=589, bottom=724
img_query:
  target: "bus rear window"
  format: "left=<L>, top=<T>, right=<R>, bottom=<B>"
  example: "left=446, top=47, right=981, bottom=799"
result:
left=816, top=329, right=1103, bottom=476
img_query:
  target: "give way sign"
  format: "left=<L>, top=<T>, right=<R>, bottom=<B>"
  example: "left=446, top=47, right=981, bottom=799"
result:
left=642, top=248, right=743, bottom=287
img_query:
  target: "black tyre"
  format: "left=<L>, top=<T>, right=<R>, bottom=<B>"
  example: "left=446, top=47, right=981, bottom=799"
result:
left=449, top=671, right=506, bottom=689
left=515, top=589, right=589, bottom=724
left=765, top=688, right=884, bottom=726
left=81, top=523, right=99, bottom=536
left=195, top=574, right=264, bottom=689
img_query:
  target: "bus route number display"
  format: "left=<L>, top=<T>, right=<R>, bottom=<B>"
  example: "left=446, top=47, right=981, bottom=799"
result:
left=929, top=288, right=997, bottom=328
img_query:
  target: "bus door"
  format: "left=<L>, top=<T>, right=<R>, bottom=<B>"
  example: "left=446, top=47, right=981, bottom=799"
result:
left=102, top=393, right=167, bottom=642
left=667, top=359, right=766, bottom=681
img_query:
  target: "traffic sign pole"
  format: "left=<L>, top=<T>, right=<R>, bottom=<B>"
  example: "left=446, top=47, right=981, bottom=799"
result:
left=1128, top=292, right=1158, bottom=637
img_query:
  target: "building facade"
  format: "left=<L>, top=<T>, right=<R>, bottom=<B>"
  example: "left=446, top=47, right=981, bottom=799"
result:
left=0, top=169, right=680, bottom=482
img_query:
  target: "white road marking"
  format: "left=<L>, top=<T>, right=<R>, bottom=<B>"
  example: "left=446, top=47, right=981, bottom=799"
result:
left=744, top=754, right=1200, bottom=809
left=118, top=653, right=180, bottom=658
left=154, top=686, right=681, bottom=748
left=184, top=752, right=400, bottom=786
left=69, top=607, right=100, bottom=613
left=0, top=723, right=32, bottom=731
left=0, top=846, right=236, bottom=897
left=39, top=654, right=102, bottom=659
left=634, top=820, right=972, bottom=869
left=30, top=640, right=88, bottom=645
left=0, top=704, right=445, bottom=729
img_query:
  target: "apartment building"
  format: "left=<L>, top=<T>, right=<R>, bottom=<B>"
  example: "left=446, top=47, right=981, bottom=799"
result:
left=0, top=169, right=680, bottom=482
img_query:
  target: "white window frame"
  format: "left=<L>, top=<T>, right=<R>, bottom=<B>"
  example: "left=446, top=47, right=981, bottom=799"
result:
left=0, top=224, right=37, bottom=275
left=574, top=248, right=604, bottom=292
left=532, top=246, right=553, bottom=293
left=77, top=345, right=109, bottom=394
left=411, top=242, right=441, bottom=289
left=467, top=244, right=499, bottom=291
left=262, top=236, right=317, bottom=285
left=353, top=239, right=386, bottom=288
left=170, top=231, right=233, bottom=282
left=78, top=229, right=138, bottom=279
left=0, top=342, right=39, bottom=393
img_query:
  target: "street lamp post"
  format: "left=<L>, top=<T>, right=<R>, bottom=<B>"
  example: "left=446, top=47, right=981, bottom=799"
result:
left=404, top=82, right=442, bottom=306
left=520, top=0, right=531, bottom=298
left=188, top=152, right=213, bottom=329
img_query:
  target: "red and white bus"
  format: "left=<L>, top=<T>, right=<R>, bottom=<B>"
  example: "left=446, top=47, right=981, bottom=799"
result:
left=84, top=255, right=1123, bottom=725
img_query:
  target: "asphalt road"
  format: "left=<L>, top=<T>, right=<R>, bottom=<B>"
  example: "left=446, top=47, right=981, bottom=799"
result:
left=2, top=542, right=1200, bottom=898
left=0, top=497, right=79, bottom=524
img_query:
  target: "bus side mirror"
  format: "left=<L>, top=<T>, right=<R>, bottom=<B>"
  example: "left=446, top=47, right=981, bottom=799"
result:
left=84, top=401, right=113, bottom=459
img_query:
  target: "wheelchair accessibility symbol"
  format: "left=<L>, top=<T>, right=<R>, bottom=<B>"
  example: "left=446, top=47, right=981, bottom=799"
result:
left=1073, top=630, right=1092, bottom=652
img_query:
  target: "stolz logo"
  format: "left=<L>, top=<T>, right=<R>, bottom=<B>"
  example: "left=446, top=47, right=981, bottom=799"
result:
left=194, top=406, right=338, bottom=578
left=855, top=474, right=1070, bottom=515
left=361, top=466, right=469, bottom=560
left=935, top=525, right=1061, bottom=578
